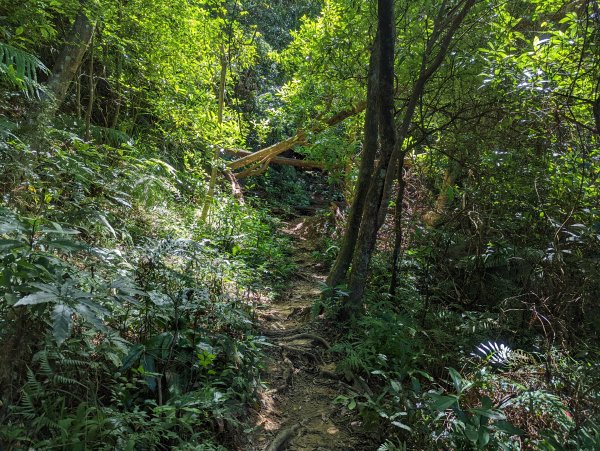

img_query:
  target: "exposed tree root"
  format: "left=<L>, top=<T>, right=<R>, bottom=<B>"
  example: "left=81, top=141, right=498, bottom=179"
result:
left=259, top=313, right=282, bottom=322
left=264, top=422, right=303, bottom=451
left=278, top=343, right=324, bottom=364
left=319, top=369, right=341, bottom=380
left=262, top=327, right=303, bottom=337
left=282, top=333, right=331, bottom=350
left=277, top=354, right=294, bottom=392
left=295, top=271, right=317, bottom=282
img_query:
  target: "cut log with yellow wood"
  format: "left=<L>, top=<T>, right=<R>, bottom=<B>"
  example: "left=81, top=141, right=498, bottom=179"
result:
left=224, top=148, right=325, bottom=174
left=423, top=160, right=462, bottom=227
left=226, top=101, right=367, bottom=172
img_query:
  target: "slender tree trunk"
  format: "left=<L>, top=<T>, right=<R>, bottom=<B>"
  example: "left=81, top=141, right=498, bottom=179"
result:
left=593, top=92, right=600, bottom=135
left=342, top=0, right=477, bottom=317
left=22, top=4, right=94, bottom=143
left=110, top=51, right=123, bottom=129
left=327, top=34, right=380, bottom=288
left=75, top=67, right=82, bottom=119
left=342, top=0, right=396, bottom=318
left=389, top=172, right=407, bottom=296
left=84, top=34, right=95, bottom=140
left=43, top=7, right=95, bottom=114
left=201, top=44, right=227, bottom=221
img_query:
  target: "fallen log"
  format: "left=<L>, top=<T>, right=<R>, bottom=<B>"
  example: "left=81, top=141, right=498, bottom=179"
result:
left=224, top=148, right=325, bottom=172
left=227, top=101, right=366, bottom=171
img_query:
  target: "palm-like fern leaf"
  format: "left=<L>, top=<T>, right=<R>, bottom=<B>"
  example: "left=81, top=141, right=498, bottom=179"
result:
left=472, top=341, right=537, bottom=367
left=473, top=341, right=513, bottom=365
left=0, top=42, right=49, bottom=97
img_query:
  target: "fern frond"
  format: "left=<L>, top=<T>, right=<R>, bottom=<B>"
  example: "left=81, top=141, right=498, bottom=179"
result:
left=471, top=341, right=537, bottom=367
left=0, top=42, right=48, bottom=97
left=86, top=124, right=132, bottom=146
left=473, top=341, right=512, bottom=365
left=24, top=368, right=44, bottom=398
left=60, top=358, right=88, bottom=368
left=32, top=414, right=62, bottom=432
left=32, top=350, right=54, bottom=377
left=51, top=374, right=80, bottom=386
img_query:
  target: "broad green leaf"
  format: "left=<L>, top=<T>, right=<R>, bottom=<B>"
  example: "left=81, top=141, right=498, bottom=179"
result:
left=391, top=421, right=412, bottom=432
left=464, top=426, right=479, bottom=442
left=52, top=304, right=74, bottom=346
left=430, top=394, right=458, bottom=411
left=146, top=332, right=174, bottom=359
left=494, top=420, right=525, bottom=436
left=478, top=427, right=491, bottom=447
left=121, top=344, right=145, bottom=371
left=448, top=367, right=464, bottom=393
left=14, top=291, right=57, bottom=306
left=470, top=407, right=505, bottom=420
left=43, top=239, right=87, bottom=252
left=0, top=239, right=26, bottom=251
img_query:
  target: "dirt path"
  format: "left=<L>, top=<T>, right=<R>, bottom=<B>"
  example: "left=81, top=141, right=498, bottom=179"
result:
left=246, top=215, right=370, bottom=451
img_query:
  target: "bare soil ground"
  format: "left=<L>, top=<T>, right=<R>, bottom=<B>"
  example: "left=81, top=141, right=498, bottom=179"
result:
left=245, top=216, right=374, bottom=451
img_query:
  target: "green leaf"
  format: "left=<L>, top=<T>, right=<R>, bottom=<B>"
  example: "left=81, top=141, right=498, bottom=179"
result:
left=97, top=214, right=116, bottom=238
left=478, top=427, right=490, bottom=447
left=448, top=367, right=464, bottom=393
left=52, top=304, right=73, bottom=346
left=121, top=344, right=145, bottom=371
left=42, top=222, right=80, bottom=235
left=0, top=239, right=26, bottom=251
left=464, top=426, right=479, bottom=442
left=142, top=353, right=157, bottom=391
left=43, top=239, right=87, bottom=252
left=494, top=420, right=525, bottom=436
left=14, top=291, right=57, bottom=306
left=146, top=332, right=174, bottom=360
left=391, top=421, right=412, bottom=432
left=470, top=407, right=505, bottom=420
left=430, top=394, right=458, bottom=411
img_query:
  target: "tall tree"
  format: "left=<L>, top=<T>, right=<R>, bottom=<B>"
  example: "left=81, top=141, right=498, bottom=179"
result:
left=329, top=0, right=478, bottom=319
left=39, top=4, right=94, bottom=118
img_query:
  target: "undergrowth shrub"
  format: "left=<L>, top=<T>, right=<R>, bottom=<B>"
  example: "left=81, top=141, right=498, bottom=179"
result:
left=327, top=245, right=600, bottom=450
left=0, top=128, right=290, bottom=449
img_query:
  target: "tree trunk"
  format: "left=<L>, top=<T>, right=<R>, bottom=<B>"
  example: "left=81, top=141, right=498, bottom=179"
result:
left=341, top=0, right=396, bottom=318
left=224, top=148, right=325, bottom=172
left=327, top=34, right=380, bottom=288
left=111, top=52, right=122, bottom=129
left=201, top=44, right=227, bottom=221
left=84, top=34, right=95, bottom=140
left=341, top=0, right=477, bottom=318
left=43, top=7, right=95, bottom=114
left=389, top=172, right=407, bottom=296
left=593, top=90, right=600, bottom=134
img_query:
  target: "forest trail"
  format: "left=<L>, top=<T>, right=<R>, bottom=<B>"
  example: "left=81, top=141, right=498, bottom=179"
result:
left=247, top=213, right=368, bottom=451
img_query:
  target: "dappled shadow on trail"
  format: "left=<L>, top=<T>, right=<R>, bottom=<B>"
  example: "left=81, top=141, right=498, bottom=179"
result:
left=245, top=215, right=371, bottom=451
